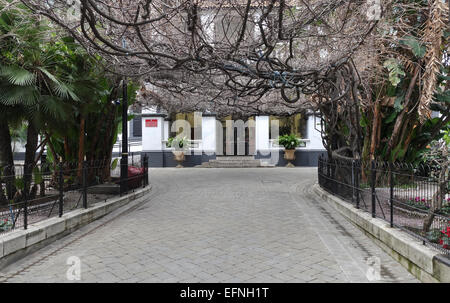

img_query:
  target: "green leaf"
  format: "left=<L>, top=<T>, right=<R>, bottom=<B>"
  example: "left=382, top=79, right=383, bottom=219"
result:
left=385, top=111, right=397, bottom=124
left=430, top=102, right=447, bottom=112
left=443, top=235, right=450, bottom=246
left=112, top=125, right=119, bottom=146
left=0, top=84, right=39, bottom=106
left=15, top=177, right=24, bottom=190
left=33, top=166, right=42, bottom=184
left=111, top=158, right=119, bottom=170
left=416, top=131, right=431, bottom=141
left=435, top=91, right=450, bottom=103
left=61, top=36, right=75, bottom=43
left=360, top=114, right=368, bottom=128
left=36, top=67, right=79, bottom=101
left=391, top=143, right=404, bottom=161
left=341, top=125, right=349, bottom=136
left=437, top=75, right=450, bottom=82
left=386, top=85, right=397, bottom=97
left=0, top=66, right=36, bottom=86
left=277, top=134, right=301, bottom=149
left=443, top=30, right=450, bottom=39
left=400, top=35, right=426, bottom=58
left=0, top=14, right=11, bottom=30
left=394, top=95, right=404, bottom=112
left=383, top=59, right=405, bottom=87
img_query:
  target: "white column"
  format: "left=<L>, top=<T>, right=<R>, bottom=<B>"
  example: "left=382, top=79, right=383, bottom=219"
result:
left=128, top=118, right=131, bottom=138
left=164, top=120, right=170, bottom=141
left=142, top=115, right=165, bottom=151
left=307, top=114, right=325, bottom=150
left=255, top=115, right=270, bottom=152
left=202, top=115, right=216, bottom=155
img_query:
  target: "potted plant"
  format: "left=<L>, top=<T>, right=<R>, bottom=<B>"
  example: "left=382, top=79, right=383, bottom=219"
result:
left=167, top=136, right=190, bottom=168
left=277, top=134, right=301, bottom=167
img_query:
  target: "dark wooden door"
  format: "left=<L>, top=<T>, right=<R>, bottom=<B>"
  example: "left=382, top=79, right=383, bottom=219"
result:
left=223, top=125, right=249, bottom=156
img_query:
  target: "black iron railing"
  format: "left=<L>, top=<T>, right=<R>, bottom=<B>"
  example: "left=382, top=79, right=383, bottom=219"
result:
left=318, top=156, right=450, bottom=256
left=0, top=155, right=149, bottom=234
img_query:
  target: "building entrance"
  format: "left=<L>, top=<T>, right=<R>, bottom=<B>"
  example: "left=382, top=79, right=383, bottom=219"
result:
left=221, top=117, right=255, bottom=156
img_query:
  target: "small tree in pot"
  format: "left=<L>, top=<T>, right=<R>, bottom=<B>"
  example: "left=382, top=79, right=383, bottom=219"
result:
left=167, top=136, right=190, bottom=168
left=277, top=134, right=301, bottom=167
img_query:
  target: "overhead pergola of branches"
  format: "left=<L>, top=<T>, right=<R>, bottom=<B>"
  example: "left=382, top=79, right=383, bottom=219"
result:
left=6, top=0, right=447, bottom=167
left=21, top=0, right=450, bottom=158
left=21, top=0, right=378, bottom=105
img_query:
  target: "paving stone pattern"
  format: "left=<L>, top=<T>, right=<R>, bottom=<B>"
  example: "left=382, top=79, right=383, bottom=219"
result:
left=0, top=168, right=418, bottom=283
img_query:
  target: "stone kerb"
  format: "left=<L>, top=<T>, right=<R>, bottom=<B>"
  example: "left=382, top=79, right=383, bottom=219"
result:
left=0, top=186, right=151, bottom=270
left=313, top=183, right=450, bottom=283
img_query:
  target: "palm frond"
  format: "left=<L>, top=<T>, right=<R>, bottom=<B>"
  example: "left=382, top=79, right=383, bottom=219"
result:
left=0, top=65, right=36, bottom=86
left=23, top=104, right=38, bottom=123
left=418, top=0, right=449, bottom=123
left=52, top=82, right=79, bottom=101
left=0, top=84, right=39, bottom=106
left=36, top=67, right=79, bottom=101
left=37, top=95, right=69, bottom=121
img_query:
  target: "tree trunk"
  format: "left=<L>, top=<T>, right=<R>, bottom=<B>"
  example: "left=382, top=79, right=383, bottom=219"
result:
left=76, top=116, right=85, bottom=182
left=386, top=65, right=420, bottom=160
left=102, top=124, right=116, bottom=181
left=423, top=150, right=449, bottom=233
left=88, top=83, right=120, bottom=182
left=64, top=136, right=70, bottom=161
left=101, top=112, right=117, bottom=181
left=369, top=102, right=380, bottom=161
left=23, top=122, right=39, bottom=197
left=0, top=117, right=15, bottom=203
left=45, top=133, right=59, bottom=186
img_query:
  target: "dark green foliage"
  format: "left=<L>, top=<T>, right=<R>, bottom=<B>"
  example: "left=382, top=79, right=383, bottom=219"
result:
left=277, top=134, right=301, bottom=149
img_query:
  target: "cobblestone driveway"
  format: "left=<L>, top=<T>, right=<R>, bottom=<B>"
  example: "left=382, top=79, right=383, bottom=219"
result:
left=0, top=168, right=418, bottom=283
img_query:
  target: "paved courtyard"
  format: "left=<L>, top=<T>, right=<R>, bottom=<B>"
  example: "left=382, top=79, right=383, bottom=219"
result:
left=0, top=168, right=418, bottom=283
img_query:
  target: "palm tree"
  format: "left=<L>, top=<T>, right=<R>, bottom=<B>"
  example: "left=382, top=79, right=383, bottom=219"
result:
left=0, top=4, right=78, bottom=199
left=0, top=2, right=139, bottom=202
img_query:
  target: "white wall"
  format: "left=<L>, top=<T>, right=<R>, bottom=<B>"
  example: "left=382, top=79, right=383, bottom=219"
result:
left=255, top=116, right=270, bottom=151
left=164, top=120, right=169, bottom=141
left=306, top=115, right=325, bottom=150
left=202, top=116, right=216, bottom=154
left=142, top=116, right=164, bottom=151
left=125, top=112, right=325, bottom=154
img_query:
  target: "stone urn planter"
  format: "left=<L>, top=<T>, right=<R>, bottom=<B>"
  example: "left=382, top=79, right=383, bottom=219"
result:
left=172, top=150, right=185, bottom=168
left=167, top=136, right=190, bottom=168
left=284, top=149, right=296, bottom=168
left=277, top=134, right=301, bottom=168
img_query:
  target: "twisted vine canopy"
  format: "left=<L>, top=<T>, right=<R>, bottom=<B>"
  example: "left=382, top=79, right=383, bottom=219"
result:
left=21, top=0, right=377, bottom=116
left=21, top=0, right=448, bottom=163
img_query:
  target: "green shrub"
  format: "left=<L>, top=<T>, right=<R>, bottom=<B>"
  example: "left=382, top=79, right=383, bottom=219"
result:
left=167, top=136, right=190, bottom=149
left=277, top=134, right=301, bottom=149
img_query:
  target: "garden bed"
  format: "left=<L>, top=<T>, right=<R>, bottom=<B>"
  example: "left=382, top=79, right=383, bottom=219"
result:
left=0, top=189, right=115, bottom=234
left=358, top=188, right=450, bottom=254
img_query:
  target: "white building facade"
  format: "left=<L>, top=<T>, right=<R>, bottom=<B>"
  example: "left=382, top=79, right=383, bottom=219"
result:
left=113, top=107, right=327, bottom=167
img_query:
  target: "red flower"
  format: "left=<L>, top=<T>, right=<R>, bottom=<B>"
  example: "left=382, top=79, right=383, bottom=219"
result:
left=439, top=227, right=450, bottom=249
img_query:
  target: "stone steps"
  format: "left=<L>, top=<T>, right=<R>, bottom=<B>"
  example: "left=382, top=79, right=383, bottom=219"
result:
left=198, top=156, right=264, bottom=168
left=210, top=160, right=261, bottom=164
left=215, top=156, right=256, bottom=161
left=204, top=164, right=261, bottom=168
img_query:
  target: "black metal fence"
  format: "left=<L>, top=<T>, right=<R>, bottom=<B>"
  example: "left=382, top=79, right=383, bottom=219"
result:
left=0, top=155, right=149, bottom=234
left=318, top=156, right=450, bottom=256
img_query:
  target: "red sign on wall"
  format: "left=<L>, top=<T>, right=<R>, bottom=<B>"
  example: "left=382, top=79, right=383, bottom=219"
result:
left=145, top=119, right=158, bottom=128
